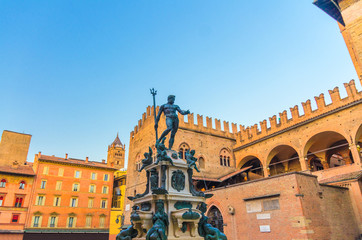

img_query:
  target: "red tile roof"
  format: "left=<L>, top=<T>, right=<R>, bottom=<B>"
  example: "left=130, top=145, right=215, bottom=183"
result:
left=193, top=166, right=252, bottom=182
left=38, top=154, right=117, bottom=170
left=218, top=166, right=252, bottom=182
left=0, top=165, right=35, bottom=176
left=319, top=170, right=362, bottom=184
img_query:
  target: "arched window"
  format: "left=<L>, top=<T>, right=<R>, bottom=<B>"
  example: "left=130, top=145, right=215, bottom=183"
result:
left=0, top=196, right=4, bottom=206
left=199, top=157, right=205, bottom=169
left=0, top=179, right=6, bottom=188
left=19, top=181, right=26, bottom=189
left=207, top=206, right=224, bottom=233
left=219, top=149, right=231, bottom=167
left=135, top=154, right=142, bottom=171
left=178, top=143, right=190, bottom=160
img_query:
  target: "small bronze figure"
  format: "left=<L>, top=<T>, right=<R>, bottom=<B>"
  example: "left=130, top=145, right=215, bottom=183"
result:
left=138, top=147, right=153, bottom=172
left=185, top=149, right=200, bottom=172
left=197, top=203, right=227, bottom=240
left=155, top=137, right=174, bottom=166
left=146, top=200, right=169, bottom=240
left=155, top=95, right=190, bottom=149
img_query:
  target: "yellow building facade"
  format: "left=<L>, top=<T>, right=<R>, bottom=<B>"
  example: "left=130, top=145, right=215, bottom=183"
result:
left=109, top=170, right=127, bottom=240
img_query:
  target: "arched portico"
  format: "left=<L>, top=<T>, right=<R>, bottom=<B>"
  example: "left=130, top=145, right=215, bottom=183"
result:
left=239, top=156, right=264, bottom=178
left=266, top=145, right=301, bottom=176
left=303, top=131, right=353, bottom=170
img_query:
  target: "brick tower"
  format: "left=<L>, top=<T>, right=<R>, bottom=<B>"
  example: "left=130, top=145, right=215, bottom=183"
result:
left=107, top=133, right=126, bottom=169
left=314, top=0, right=362, bottom=80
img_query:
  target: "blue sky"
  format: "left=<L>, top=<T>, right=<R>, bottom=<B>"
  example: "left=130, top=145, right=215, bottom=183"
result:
left=0, top=1, right=359, bottom=166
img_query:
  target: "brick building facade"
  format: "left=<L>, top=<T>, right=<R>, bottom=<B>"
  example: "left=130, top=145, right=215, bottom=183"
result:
left=123, top=1, right=362, bottom=237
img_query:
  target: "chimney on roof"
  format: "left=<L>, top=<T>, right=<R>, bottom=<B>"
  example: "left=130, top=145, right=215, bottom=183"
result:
left=86, top=157, right=89, bottom=163
left=102, top=159, right=106, bottom=164
left=12, top=161, right=19, bottom=169
left=65, top=153, right=68, bottom=159
left=38, top=151, right=41, bottom=158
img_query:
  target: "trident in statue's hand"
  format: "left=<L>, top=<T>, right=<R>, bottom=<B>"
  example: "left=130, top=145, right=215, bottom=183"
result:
left=150, top=88, right=158, bottom=141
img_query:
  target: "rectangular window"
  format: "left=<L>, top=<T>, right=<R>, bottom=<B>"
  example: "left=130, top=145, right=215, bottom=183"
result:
left=89, top=185, right=96, bottom=193
left=43, top=166, right=49, bottom=175
left=11, top=214, right=19, bottom=223
left=54, top=197, right=61, bottom=207
left=85, top=216, right=92, bottom=227
left=33, top=216, right=40, bottom=227
left=102, top=186, right=108, bottom=194
left=73, top=183, right=79, bottom=192
left=40, top=180, right=46, bottom=189
left=68, top=217, right=74, bottom=228
left=55, top=181, right=62, bottom=190
left=50, top=216, right=56, bottom=227
left=14, top=197, right=24, bottom=207
left=58, top=168, right=64, bottom=177
left=88, top=198, right=94, bottom=208
left=104, top=174, right=109, bottom=181
left=74, top=171, right=81, bottom=178
left=101, top=199, right=107, bottom=209
left=0, top=196, right=4, bottom=206
left=37, top=196, right=44, bottom=206
left=91, top=173, right=97, bottom=180
left=70, top=198, right=78, bottom=207
left=99, top=216, right=105, bottom=228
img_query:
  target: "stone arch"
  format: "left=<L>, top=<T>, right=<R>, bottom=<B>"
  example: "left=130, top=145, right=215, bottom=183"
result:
left=354, top=124, right=362, bottom=145
left=303, top=131, right=353, bottom=170
left=178, top=142, right=190, bottom=160
left=266, top=145, right=301, bottom=176
left=238, top=155, right=264, bottom=177
left=206, top=204, right=225, bottom=233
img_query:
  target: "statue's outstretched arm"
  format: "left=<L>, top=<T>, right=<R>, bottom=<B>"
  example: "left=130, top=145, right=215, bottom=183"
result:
left=176, top=106, right=190, bottom=115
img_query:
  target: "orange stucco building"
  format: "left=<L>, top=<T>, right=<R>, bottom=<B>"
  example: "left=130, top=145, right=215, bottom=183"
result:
left=24, top=153, right=117, bottom=240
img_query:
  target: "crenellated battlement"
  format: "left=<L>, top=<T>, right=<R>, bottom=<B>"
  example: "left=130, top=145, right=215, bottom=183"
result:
left=130, top=80, right=362, bottom=147
left=130, top=106, right=238, bottom=141
left=234, top=79, right=362, bottom=147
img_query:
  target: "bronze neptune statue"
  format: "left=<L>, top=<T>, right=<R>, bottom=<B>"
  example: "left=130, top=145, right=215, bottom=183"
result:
left=154, top=95, right=190, bottom=149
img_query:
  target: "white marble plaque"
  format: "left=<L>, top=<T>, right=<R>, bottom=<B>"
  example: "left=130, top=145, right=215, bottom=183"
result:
left=246, top=201, right=262, bottom=213
left=125, top=204, right=130, bottom=211
left=259, top=225, right=271, bottom=232
left=257, top=213, right=271, bottom=220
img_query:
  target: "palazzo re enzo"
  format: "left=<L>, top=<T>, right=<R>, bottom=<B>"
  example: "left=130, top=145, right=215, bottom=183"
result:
left=0, top=1, right=362, bottom=240
left=123, top=1, right=362, bottom=239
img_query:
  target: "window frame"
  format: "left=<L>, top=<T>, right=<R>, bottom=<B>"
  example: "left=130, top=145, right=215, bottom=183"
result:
left=89, top=184, right=96, bottom=193
left=40, top=180, right=47, bottom=189
left=11, top=214, right=20, bottom=223
left=70, top=197, right=78, bottom=207
left=101, top=199, right=107, bottom=209
left=72, top=183, right=80, bottom=192
left=103, top=174, right=109, bottom=181
left=19, top=181, right=26, bottom=189
left=0, top=179, right=7, bottom=188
